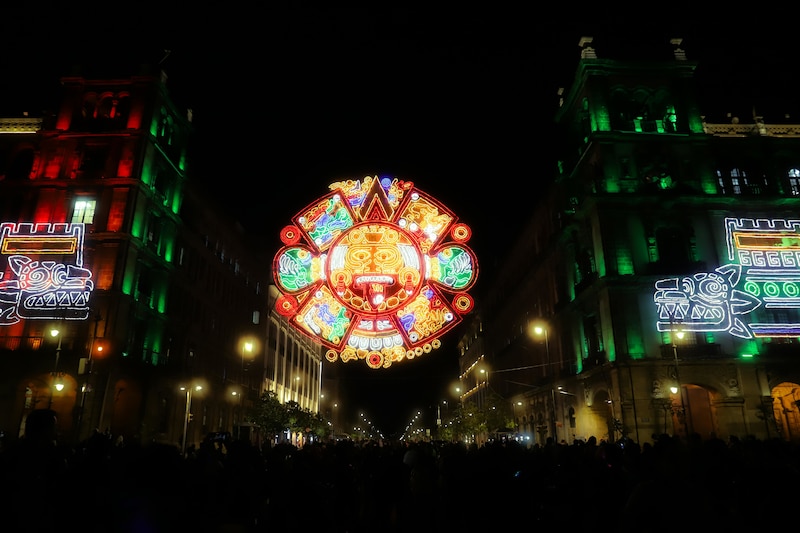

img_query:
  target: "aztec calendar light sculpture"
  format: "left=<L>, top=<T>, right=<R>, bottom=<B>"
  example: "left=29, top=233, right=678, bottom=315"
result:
left=272, top=175, right=479, bottom=369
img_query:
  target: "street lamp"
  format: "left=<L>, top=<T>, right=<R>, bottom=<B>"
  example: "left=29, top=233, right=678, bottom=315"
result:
left=670, top=328, right=689, bottom=437
left=238, top=340, right=254, bottom=441
left=231, top=388, right=243, bottom=439
left=48, top=327, right=64, bottom=408
left=180, top=384, right=202, bottom=456
left=241, top=340, right=253, bottom=386
left=532, top=322, right=558, bottom=444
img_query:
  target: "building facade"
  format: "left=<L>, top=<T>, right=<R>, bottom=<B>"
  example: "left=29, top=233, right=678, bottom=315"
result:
left=459, top=37, right=800, bottom=446
left=0, top=67, right=321, bottom=449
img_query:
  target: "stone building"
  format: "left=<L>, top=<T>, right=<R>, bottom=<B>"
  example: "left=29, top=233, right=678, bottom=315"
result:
left=459, top=37, right=800, bottom=446
left=0, top=66, right=321, bottom=449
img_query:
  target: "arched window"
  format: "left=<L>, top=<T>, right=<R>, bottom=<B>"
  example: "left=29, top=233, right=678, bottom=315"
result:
left=82, top=93, right=98, bottom=119
left=96, top=94, right=115, bottom=119
left=788, top=168, right=800, bottom=196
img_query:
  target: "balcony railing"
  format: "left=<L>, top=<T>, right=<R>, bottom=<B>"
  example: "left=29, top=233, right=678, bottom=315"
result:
left=702, top=122, right=800, bottom=137
left=660, top=343, right=723, bottom=359
left=0, top=117, right=42, bottom=133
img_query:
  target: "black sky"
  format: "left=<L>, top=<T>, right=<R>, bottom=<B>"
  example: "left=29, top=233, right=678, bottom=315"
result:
left=2, top=6, right=796, bottom=435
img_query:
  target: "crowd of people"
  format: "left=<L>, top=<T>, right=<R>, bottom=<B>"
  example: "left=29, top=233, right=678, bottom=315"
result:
left=1, top=409, right=797, bottom=532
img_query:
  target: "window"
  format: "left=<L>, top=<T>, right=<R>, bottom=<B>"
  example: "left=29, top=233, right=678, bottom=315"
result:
left=717, top=167, right=748, bottom=195
left=78, top=145, right=109, bottom=178
left=788, top=168, right=800, bottom=196
left=72, top=199, right=96, bottom=224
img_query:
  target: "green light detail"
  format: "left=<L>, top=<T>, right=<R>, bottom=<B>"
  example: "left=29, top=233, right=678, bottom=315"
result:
left=633, top=118, right=643, bottom=133
left=179, top=150, right=186, bottom=172
left=743, top=281, right=760, bottom=296
left=739, top=339, right=759, bottom=358
left=617, top=245, right=634, bottom=275
left=595, top=105, right=610, bottom=131
left=647, top=237, right=658, bottom=262
left=764, top=282, right=779, bottom=297
left=784, top=282, right=799, bottom=297
left=664, top=106, right=677, bottom=131
left=163, top=235, right=174, bottom=263
left=605, top=177, right=620, bottom=193
left=576, top=357, right=584, bottom=373
left=122, top=269, right=134, bottom=295
left=698, top=169, right=717, bottom=194
left=149, top=116, right=158, bottom=137
left=688, top=112, right=704, bottom=133
left=626, top=331, right=645, bottom=358
left=170, top=189, right=182, bottom=215
left=141, top=161, right=153, bottom=186
left=595, top=246, right=606, bottom=277
left=131, top=210, right=144, bottom=239
left=743, top=279, right=800, bottom=300
left=157, top=283, right=167, bottom=314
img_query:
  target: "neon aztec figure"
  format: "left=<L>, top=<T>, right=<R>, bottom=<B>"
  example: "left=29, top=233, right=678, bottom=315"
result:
left=272, top=176, right=478, bottom=369
left=654, top=217, right=800, bottom=339
left=0, top=222, right=94, bottom=325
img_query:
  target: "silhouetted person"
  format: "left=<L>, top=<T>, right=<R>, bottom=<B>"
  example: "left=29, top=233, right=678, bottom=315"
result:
left=0, top=409, right=75, bottom=532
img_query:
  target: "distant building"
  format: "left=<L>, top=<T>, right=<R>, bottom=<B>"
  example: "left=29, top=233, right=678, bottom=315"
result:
left=0, top=66, right=321, bottom=449
left=459, top=37, right=800, bottom=446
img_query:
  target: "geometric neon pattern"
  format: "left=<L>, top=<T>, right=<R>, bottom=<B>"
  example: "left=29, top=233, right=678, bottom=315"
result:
left=0, top=222, right=94, bottom=325
left=654, top=217, right=800, bottom=339
left=273, top=175, right=478, bottom=368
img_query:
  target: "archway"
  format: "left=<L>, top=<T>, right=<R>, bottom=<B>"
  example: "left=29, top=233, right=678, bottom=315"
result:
left=772, top=382, right=800, bottom=442
left=674, top=384, right=715, bottom=440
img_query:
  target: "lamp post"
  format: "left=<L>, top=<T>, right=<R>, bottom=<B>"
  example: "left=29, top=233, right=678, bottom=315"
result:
left=238, top=340, right=253, bottom=441
left=480, top=367, right=491, bottom=445
left=180, top=384, right=202, bottom=456
left=232, top=389, right=242, bottom=439
left=241, top=340, right=253, bottom=387
left=513, top=400, right=522, bottom=434
left=532, top=323, right=558, bottom=444
left=670, top=327, right=688, bottom=438
left=77, top=313, right=103, bottom=442
left=48, top=327, right=64, bottom=408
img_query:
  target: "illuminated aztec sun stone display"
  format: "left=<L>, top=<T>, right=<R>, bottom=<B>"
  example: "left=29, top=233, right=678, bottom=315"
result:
left=272, top=175, right=478, bottom=369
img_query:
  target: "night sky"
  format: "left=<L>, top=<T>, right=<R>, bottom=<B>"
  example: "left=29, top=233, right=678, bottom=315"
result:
left=2, top=7, right=795, bottom=435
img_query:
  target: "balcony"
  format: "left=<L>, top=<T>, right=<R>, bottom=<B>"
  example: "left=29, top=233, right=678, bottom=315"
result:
left=581, top=351, right=607, bottom=371
left=644, top=260, right=707, bottom=277
left=660, top=343, right=723, bottom=359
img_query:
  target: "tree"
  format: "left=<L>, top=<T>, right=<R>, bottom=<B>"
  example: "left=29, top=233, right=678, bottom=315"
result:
left=448, top=402, right=484, bottom=443
left=485, top=389, right=514, bottom=434
left=247, top=391, right=288, bottom=443
left=247, top=392, right=333, bottom=445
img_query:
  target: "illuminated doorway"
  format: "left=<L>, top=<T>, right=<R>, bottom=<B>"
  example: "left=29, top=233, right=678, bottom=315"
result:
left=772, top=382, right=800, bottom=442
